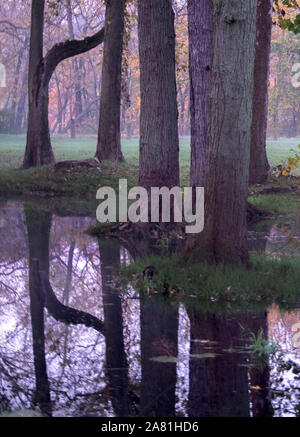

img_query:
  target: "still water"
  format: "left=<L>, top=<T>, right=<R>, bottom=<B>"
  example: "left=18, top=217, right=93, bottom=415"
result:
left=0, top=200, right=299, bottom=417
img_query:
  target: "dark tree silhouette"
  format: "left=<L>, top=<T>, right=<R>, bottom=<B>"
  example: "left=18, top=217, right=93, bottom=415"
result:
left=23, top=0, right=104, bottom=168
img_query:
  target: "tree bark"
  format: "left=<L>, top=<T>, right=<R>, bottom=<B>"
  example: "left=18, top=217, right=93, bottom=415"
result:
left=188, top=0, right=213, bottom=188
left=249, top=0, right=272, bottom=185
left=96, top=0, right=125, bottom=162
left=138, top=0, right=179, bottom=191
left=23, top=0, right=54, bottom=168
left=22, top=0, right=104, bottom=169
left=186, top=0, right=257, bottom=264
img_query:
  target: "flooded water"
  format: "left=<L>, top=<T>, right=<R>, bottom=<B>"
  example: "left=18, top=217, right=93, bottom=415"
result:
left=0, top=200, right=299, bottom=417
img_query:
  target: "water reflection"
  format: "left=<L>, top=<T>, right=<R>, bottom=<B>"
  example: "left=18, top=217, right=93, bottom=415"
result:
left=140, top=296, right=178, bottom=417
left=25, top=207, right=52, bottom=416
left=0, top=200, right=299, bottom=417
left=99, top=239, right=133, bottom=417
left=248, top=218, right=300, bottom=257
left=188, top=311, right=250, bottom=417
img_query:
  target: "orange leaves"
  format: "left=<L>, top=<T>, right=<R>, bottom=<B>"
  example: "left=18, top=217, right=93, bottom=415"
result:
left=281, top=145, right=300, bottom=176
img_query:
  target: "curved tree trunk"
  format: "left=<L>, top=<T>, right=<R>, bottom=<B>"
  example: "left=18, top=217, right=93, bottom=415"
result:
left=138, top=0, right=179, bottom=191
left=23, top=0, right=105, bottom=169
left=96, top=0, right=125, bottom=162
left=249, top=0, right=272, bottom=185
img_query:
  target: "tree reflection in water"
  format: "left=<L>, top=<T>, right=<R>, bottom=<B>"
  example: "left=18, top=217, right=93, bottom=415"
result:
left=0, top=201, right=298, bottom=417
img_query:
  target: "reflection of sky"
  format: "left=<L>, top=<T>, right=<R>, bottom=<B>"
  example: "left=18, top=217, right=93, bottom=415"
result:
left=122, top=296, right=141, bottom=383
left=176, top=305, right=190, bottom=416
left=268, top=306, right=300, bottom=417
left=0, top=63, right=6, bottom=87
left=0, top=201, right=299, bottom=417
left=249, top=220, right=300, bottom=258
left=0, top=203, right=109, bottom=416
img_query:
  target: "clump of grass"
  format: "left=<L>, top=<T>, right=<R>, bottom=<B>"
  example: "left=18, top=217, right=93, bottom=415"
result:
left=249, top=193, right=300, bottom=215
left=247, top=328, right=278, bottom=365
left=121, top=253, right=300, bottom=310
left=0, top=161, right=139, bottom=198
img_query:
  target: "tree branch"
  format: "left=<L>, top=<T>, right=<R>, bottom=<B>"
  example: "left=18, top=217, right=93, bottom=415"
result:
left=39, top=271, right=105, bottom=336
left=43, top=27, right=105, bottom=84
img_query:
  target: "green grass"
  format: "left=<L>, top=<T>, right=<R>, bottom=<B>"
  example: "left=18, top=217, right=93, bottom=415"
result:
left=247, top=329, right=278, bottom=365
left=0, top=134, right=298, bottom=169
left=121, top=252, right=300, bottom=312
left=0, top=134, right=190, bottom=169
left=266, top=137, right=300, bottom=167
left=249, top=193, right=300, bottom=214
left=0, top=134, right=299, bottom=199
left=0, top=134, right=190, bottom=197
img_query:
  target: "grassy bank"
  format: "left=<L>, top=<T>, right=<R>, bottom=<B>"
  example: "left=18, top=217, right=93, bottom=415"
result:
left=121, top=253, right=300, bottom=311
left=0, top=135, right=190, bottom=197
left=249, top=192, right=300, bottom=215
left=0, top=135, right=300, bottom=206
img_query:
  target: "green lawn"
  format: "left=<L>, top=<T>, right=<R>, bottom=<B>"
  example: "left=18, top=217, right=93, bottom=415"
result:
left=0, top=134, right=298, bottom=169
left=0, top=134, right=299, bottom=200
left=0, top=134, right=191, bottom=167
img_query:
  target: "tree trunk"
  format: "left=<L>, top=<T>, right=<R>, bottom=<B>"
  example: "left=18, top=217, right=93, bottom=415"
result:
left=272, top=110, right=279, bottom=140
left=96, top=0, right=125, bottom=162
left=140, top=296, right=178, bottom=417
left=99, top=239, right=132, bottom=416
left=66, top=0, right=83, bottom=129
left=9, top=47, right=23, bottom=133
left=22, top=0, right=105, bottom=169
left=186, top=0, right=257, bottom=264
left=70, top=118, right=76, bottom=139
left=138, top=0, right=179, bottom=190
left=23, top=0, right=54, bottom=168
left=15, top=51, right=29, bottom=134
left=25, top=207, right=52, bottom=416
left=187, top=311, right=250, bottom=417
left=249, top=0, right=272, bottom=185
left=188, top=0, right=213, bottom=188
left=290, top=110, right=298, bottom=138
